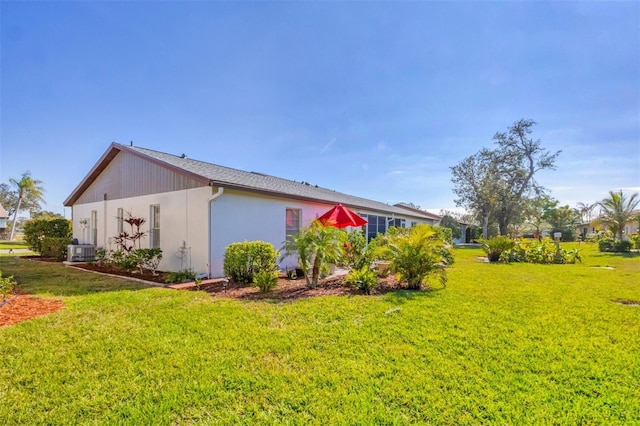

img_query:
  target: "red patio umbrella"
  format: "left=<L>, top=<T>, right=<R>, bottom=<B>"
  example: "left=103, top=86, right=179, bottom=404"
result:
left=317, top=204, right=367, bottom=228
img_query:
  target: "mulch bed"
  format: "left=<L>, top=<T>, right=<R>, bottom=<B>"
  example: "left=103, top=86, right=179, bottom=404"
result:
left=69, top=262, right=169, bottom=284
left=0, top=290, right=65, bottom=327
left=194, top=274, right=416, bottom=300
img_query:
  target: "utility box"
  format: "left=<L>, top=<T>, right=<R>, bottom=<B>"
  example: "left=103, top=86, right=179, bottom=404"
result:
left=67, top=244, right=96, bottom=262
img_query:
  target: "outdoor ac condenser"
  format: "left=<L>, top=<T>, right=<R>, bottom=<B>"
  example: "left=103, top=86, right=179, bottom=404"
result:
left=67, top=244, right=96, bottom=262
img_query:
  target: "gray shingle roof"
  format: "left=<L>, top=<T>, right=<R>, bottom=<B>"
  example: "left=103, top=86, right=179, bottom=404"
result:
left=127, top=145, right=429, bottom=219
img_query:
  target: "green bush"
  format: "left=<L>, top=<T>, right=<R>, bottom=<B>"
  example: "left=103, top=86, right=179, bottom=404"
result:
left=40, top=237, right=72, bottom=260
left=110, top=250, right=138, bottom=271
left=343, top=230, right=378, bottom=270
left=23, top=218, right=72, bottom=254
left=253, top=270, right=279, bottom=293
left=344, top=266, right=379, bottom=295
left=631, top=234, right=640, bottom=250
left=164, top=269, right=196, bottom=284
left=132, top=248, right=163, bottom=275
left=479, top=236, right=515, bottom=262
left=224, top=241, right=279, bottom=284
left=505, top=239, right=581, bottom=264
left=380, top=224, right=451, bottom=290
left=599, top=238, right=632, bottom=253
left=0, top=271, right=17, bottom=303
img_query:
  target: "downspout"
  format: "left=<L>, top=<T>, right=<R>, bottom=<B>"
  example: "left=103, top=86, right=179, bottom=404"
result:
left=103, top=193, right=108, bottom=248
left=208, top=186, right=225, bottom=278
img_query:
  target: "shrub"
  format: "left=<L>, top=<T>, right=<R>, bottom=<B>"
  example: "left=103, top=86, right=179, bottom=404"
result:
left=41, top=237, right=72, bottom=260
left=132, top=248, right=163, bottom=275
left=587, top=230, right=612, bottom=243
left=224, top=241, right=279, bottom=284
left=380, top=224, right=451, bottom=290
left=599, top=238, right=632, bottom=253
left=631, top=234, right=640, bottom=250
left=164, top=269, right=196, bottom=284
left=0, top=271, right=17, bottom=303
left=343, top=230, right=378, bottom=270
left=23, top=218, right=72, bottom=254
left=253, top=270, right=279, bottom=293
left=281, top=223, right=345, bottom=288
left=504, top=239, right=581, bottom=264
left=479, top=236, right=515, bottom=262
left=110, top=250, right=138, bottom=271
left=344, top=266, right=379, bottom=295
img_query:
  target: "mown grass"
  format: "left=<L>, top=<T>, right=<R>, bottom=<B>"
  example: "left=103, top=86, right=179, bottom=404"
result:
left=0, top=243, right=638, bottom=424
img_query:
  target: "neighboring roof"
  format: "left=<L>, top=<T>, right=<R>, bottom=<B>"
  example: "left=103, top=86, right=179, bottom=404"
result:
left=65, top=143, right=434, bottom=220
left=394, top=203, right=442, bottom=221
left=0, top=204, right=8, bottom=219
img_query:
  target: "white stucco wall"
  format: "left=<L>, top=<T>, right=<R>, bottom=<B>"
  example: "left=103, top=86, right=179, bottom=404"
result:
left=72, top=186, right=436, bottom=279
left=71, top=186, right=211, bottom=275
left=208, top=190, right=435, bottom=278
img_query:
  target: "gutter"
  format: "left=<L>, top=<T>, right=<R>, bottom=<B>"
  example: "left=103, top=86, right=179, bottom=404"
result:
left=207, top=186, right=225, bottom=278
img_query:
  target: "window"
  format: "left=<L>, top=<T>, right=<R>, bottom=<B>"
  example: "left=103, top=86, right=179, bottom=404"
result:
left=90, top=210, right=98, bottom=245
left=150, top=205, right=160, bottom=248
left=116, top=208, right=124, bottom=235
left=362, top=214, right=387, bottom=242
left=286, top=209, right=301, bottom=241
left=390, top=218, right=406, bottom=228
left=411, top=221, right=418, bottom=227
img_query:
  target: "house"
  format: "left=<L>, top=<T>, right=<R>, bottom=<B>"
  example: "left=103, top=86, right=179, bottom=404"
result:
left=0, top=204, right=9, bottom=240
left=578, top=210, right=640, bottom=241
left=64, top=143, right=438, bottom=278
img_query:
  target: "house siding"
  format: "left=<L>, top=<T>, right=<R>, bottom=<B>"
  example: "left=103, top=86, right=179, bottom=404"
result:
left=75, top=150, right=207, bottom=205
left=208, top=189, right=434, bottom=277
left=71, top=186, right=211, bottom=274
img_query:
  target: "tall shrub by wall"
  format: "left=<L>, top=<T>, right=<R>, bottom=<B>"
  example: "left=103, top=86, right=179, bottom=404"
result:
left=23, top=218, right=72, bottom=254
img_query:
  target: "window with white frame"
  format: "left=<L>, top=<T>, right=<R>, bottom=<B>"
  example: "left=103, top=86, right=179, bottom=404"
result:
left=150, top=204, right=160, bottom=248
left=116, top=208, right=124, bottom=235
left=286, top=209, right=301, bottom=241
left=90, top=210, right=98, bottom=245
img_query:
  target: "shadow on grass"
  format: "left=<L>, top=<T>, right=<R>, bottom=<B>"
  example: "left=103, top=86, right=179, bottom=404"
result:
left=590, top=251, right=640, bottom=259
left=0, top=257, right=154, bottom=297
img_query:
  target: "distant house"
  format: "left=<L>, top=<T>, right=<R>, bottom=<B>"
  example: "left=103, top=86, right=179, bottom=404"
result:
left=578, top=210, right=640, bottom=240
left=64, top=143, right=438, bottom=278
left=0, top=204, right=9, bottom=239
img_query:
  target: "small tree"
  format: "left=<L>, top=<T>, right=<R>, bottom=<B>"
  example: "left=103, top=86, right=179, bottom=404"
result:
left=596, top=190, right=640, bottom=241
left=281, top=222, right=345, bottom=288
left=382, top=224, right=451, bottom=290
left=8, top=172, right=46, bottom=240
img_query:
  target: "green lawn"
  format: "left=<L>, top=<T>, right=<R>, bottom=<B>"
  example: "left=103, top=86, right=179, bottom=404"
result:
left=1, top=244, right=638, bottom=424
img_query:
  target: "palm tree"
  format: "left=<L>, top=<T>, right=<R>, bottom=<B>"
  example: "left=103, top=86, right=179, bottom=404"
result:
left=575, top=202, right=595, bottom=223
left=8, top=171, right=45, bottom=240
left=597, top=190, right=639, bottom=241
left=281, top=222, right=345, bottom=288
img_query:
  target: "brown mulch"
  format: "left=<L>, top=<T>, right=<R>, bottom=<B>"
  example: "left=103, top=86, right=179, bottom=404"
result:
left=0, top=291, right=65, bottom=327
left=65, top=262, right=169, bottom=284
left=195, top=274, right=415, bottom=300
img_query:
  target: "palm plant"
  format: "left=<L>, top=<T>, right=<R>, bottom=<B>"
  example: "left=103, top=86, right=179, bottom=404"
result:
left=575, top=202, right=596, bottom=223
left=281, top=222, right=345, bottom=288
left=596, top=190, right=640, bottom=241
left=382, top=224, right=450, bottom=290
left=9, top=171, right=45, bottom=240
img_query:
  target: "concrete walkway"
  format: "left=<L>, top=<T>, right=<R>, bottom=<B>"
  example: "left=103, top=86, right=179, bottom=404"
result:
left=0, top=249, right=33, bottom=254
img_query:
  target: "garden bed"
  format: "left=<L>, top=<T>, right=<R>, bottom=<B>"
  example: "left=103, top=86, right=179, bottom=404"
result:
left=0, top=290, right=65, bottom=327
left=192, top=273, right=419, bottom=300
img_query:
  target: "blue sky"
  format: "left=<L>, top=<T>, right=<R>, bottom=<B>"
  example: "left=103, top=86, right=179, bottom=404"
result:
left=1, top=1, right=638, bottom=217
